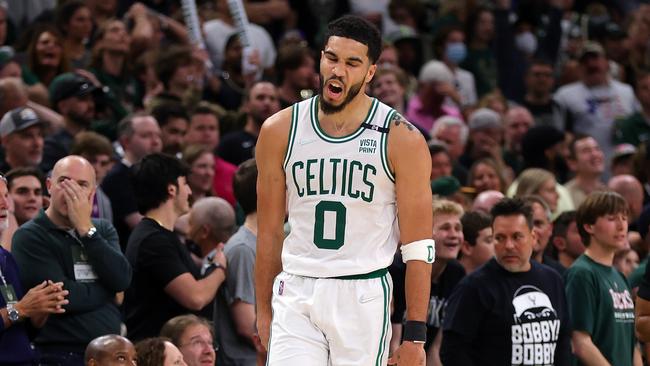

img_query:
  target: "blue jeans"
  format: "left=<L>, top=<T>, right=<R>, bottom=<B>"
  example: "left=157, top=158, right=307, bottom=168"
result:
left=37, top=350, right=84, bottom=366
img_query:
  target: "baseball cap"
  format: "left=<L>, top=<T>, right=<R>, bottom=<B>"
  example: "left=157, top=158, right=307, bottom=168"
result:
left=468, top=108, right=502, bottom=130
left=0, top=107, right=44, bottom=138
left=579, top=41, right=605, bottom=60
left=49, top=72, right=98, bottom=105
left=418, top=60, right=453, bottom=84
left=431, top=176, right=461, bottom=197
left=612, top=143, right=637, bottom=160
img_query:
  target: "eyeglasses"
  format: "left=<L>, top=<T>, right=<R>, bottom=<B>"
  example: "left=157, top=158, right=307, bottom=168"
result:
left=179, top=338, right=218, bottom=352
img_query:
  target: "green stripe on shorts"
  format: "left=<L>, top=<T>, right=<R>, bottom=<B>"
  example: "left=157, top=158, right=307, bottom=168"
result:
left=375, top=275, right=389, bottom=365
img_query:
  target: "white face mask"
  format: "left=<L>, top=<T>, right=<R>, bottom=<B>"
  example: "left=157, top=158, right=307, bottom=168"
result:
left=515, top=32, right=537, bottom=55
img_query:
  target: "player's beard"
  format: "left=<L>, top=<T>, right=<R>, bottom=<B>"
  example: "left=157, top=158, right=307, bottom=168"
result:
left=319, top=74, right=364, bottom=115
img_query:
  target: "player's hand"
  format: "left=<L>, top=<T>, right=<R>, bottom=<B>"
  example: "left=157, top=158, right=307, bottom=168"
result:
left=387, top=341, right=425, bottom=365
left=256, top=311, right=272, bottom=352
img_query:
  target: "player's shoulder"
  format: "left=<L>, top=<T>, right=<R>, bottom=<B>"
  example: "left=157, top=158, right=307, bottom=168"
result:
left=386, top=111, right=427, bottom=149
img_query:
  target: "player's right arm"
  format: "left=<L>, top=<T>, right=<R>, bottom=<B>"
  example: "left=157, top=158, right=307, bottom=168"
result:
left=255, top=107, right=292, bottom=350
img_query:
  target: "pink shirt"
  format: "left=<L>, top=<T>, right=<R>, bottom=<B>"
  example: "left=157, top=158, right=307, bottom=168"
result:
left=405, top=94, right=463, bottom=132
left=213, top=156, right=237, bottom=207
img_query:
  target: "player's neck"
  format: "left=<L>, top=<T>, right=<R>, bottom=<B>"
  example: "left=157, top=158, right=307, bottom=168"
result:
left=318, top=94, right=372, bottom=133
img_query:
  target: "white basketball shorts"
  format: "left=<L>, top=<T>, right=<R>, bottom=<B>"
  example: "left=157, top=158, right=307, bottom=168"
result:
left=266, top=270, right=393, bottom=366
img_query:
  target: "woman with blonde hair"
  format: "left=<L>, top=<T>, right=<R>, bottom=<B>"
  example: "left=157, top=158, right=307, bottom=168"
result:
left=515, top=168, right=559, bottom=213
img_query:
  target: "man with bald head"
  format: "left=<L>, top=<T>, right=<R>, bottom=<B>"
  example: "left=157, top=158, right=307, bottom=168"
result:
left=608, top=174, right=644, bottom=224
left=188, top=197, right=236, bottom=272
left=472, top=190, right=505, bottom=214
left=12, top=156, right=132, bottom=365
left=85, top=335, right=137, bottom=366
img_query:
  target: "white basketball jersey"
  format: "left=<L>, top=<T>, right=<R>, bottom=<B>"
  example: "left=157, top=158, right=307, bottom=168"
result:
left=282, top=96, right=399, bottom=277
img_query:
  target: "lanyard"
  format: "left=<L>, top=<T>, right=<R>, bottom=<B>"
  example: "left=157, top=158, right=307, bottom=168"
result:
left=0, top=253, right=7, bottom=287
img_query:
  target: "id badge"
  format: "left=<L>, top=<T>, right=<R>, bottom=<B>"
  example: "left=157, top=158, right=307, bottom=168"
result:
left=71, top=245, right=98, bottom=282
left=0, top=284, right=17, bottom=304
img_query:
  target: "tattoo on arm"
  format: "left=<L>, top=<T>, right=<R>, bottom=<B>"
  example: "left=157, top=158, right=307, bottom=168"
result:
left=390, top=113, right=416, bottom=132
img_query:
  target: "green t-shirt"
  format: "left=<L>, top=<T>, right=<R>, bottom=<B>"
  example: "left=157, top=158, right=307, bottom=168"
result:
left=614, top=112, right=650, bottom=146
left=564, top=254, right=635, bottom=366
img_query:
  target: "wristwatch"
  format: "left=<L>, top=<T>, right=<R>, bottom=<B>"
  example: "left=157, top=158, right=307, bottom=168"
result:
left=84, top=226, right=97, bottom=239
left=6, top=304, right=20, bottom=322
left=202, top=261, right=223, bottom=276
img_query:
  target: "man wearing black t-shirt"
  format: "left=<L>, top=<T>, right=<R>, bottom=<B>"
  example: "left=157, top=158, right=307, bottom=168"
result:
left=390, top=199, right=465, bottom=363
left=124, top=153, right=227, bottom=341
left=441, top=198, right=571, bottom=365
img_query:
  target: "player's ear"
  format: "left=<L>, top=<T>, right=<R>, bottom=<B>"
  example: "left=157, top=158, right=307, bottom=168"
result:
left=366, top=64, right=377, bottom=84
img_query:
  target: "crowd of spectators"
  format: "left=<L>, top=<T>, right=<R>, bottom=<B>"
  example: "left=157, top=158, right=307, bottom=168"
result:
left=3, top=0, right=650, bottom=365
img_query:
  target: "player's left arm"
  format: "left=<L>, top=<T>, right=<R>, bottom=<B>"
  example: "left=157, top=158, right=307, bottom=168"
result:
left=386, top=113, right=433, bottom=365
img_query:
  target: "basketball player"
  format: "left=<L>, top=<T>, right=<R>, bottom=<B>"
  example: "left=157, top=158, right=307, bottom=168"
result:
left=255, top=16, right=434, bottom=365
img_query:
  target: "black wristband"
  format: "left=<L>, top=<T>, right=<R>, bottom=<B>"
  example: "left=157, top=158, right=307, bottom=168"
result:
left=403, top=320, right=427, bottom=343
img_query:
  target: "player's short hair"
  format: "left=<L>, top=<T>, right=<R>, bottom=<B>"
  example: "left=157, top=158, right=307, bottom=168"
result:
left=234, top=158, right=258, bottom=216
left=432, top=199, right=464, bottom=218
left=490, top=197, right=534, bottom=230
left=576, top=191, right=628, bottom=246
left=324, top=15, right=382, bottom=64
left=132, top=153, right=189, bottom=214
left=160, top=315, right=214, bottom=347
left=461, top=211, right=492, bottom=246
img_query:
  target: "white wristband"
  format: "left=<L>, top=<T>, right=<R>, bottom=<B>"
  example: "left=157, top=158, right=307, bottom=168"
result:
left=401, top=239, right=435, bottom=264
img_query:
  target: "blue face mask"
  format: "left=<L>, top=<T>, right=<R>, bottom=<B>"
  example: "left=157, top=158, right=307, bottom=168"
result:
left=445, top=42, right=467, bottom=65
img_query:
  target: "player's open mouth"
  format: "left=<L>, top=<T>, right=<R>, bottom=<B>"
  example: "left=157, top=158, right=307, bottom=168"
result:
left=326, top=81, right=344, bottom=100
